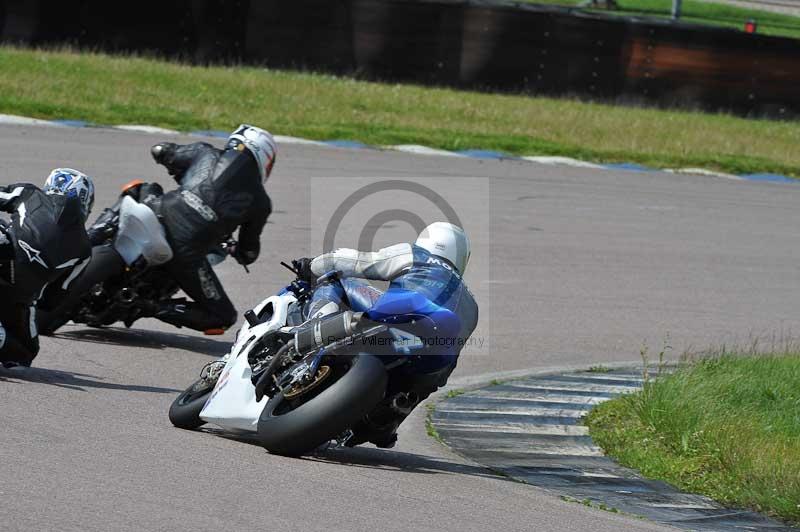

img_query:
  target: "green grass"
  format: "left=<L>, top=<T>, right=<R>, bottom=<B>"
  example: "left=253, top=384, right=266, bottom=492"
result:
left=2, top=46, right=800, bottom=177
left=559, top=495, right=624, bottom=515
left=425, top=404, right=445, bottom=444
left=519, top=0, right=800, bottom=39
left=585, top=354, right=800, bottom=525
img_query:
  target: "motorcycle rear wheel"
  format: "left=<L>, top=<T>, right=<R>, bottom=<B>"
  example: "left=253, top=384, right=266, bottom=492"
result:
left=257, top=353, right=387, bottom=457
left=34, top=308, right=71, bottom=338
left=37, top=244, right=125, bottom=335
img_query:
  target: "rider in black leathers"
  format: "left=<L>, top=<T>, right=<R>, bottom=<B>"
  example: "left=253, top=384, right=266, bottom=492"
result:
left=88, top=124, right=276, bottom=333
left=0, top=169, right=94, bottom=367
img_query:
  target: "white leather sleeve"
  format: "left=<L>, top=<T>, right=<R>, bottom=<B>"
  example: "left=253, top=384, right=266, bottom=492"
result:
left=310, top=243, right=414, bottom=281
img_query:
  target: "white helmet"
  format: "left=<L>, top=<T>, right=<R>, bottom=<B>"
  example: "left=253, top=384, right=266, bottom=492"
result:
left=227, top=124, right=277, bottom=182
left=43, top=168, right=95, bottom=218
left=415, top=222, right=471, bottom=274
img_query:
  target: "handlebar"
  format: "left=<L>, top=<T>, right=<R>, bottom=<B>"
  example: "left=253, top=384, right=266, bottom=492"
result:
left=313, top=269, right=342, bottom=286
left=280, top=260, right=342, bottom=288
left=221, top=239, right=249, bottom=273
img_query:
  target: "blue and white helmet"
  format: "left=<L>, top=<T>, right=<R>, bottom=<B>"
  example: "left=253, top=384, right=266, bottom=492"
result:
left=43, top=168, right=95, bottom=218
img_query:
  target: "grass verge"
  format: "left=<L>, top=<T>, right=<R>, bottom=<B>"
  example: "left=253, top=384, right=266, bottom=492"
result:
left=1, top=46, right=800, bottom=177
left=584, top=354, right=800, bottom=525
left=425, top=404, right=445, bottom=444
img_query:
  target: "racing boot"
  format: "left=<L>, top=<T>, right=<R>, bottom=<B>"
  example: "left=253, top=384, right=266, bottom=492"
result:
left=153, top=299, right=229, bottom=335
left=369, top=431, right=398, bottom=449
left=122, top=298, right=161, bottom=329
left=151, top=142, right=177, bottom=165
left=344, top=426, right=399, bottom=449
left=346, top=414, right=402, bottom=449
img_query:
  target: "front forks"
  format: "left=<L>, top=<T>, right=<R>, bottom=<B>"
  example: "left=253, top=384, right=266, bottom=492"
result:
left=198, top=354, right=229, bottom=386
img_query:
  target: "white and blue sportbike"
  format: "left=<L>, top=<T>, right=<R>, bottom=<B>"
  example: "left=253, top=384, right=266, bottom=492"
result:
left=169, top=261, right=462, bottom=456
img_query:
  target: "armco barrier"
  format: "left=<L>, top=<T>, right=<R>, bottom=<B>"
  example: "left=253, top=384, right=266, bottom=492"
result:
left=1, top=0, right=799, bottom=117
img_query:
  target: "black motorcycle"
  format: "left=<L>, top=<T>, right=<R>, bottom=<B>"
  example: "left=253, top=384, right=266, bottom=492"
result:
left=37, top=185, right=237, bottom=335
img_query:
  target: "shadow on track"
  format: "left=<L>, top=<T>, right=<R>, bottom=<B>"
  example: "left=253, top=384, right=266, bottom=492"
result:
left=51, top=327, right=231, bottom=356
left=0, top=365, right=181, bottom=394
left=195, top=428, right=508, bottom=482
left=308, top=446, right=507, bottom=481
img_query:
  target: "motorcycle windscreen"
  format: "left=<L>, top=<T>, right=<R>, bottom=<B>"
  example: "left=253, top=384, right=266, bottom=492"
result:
left=200, top=351, right=268, bottom=433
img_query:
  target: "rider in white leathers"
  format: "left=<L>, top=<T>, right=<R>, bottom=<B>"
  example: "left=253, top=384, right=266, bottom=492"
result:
left=295, top=222, right=478, bottom=448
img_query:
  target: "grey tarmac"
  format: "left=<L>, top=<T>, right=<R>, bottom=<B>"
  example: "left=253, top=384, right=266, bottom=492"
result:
left=1, top=123, right=799, bottom=531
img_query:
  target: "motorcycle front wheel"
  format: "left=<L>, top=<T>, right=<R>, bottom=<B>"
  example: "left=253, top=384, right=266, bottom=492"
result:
left=168, top=378, right=215, bottom=430
left=256, top=353, right=387, bottom=457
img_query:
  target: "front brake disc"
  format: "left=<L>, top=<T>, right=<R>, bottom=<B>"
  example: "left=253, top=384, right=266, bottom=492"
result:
left=284, top=365, right=332, bottom=400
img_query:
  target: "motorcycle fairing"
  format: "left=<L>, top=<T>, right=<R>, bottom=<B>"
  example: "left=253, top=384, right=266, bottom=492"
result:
left=340, top=278, right=383, bottom=312
left=196, top=279, right=461, bottom=434
left=199, top=292, right=297, bottom=433
left=115, top=196, right=173, bottom=266
left=366, top=288, right=462, bottom=371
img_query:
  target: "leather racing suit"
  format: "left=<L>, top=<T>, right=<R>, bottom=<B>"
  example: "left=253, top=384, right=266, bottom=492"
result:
left=0, top=184, right=91, bottom=366
left=306, top=243, right=479, bottom=446
left=145, top=141, right=272, bottom=332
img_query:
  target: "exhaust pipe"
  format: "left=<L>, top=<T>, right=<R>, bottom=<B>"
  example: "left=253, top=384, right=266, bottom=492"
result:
left=391, top=391, right=419, bottom=415
left=294, top=311, right=362, bottom=354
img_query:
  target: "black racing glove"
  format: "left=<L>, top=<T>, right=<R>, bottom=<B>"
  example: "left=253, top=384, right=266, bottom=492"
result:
left=232, top=246, right=258, bottom=266
left=292, top=257, right=316, bottom=284
left=87, top=223, right=117, bottom=246
left=86, top=208, right=120, bottom=245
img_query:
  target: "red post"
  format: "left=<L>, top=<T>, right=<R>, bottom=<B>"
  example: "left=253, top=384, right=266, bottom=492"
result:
left=745, top=19, right=757, bottom=33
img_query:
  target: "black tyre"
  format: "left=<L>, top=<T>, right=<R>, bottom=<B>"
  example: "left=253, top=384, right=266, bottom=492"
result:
left=37, top=244, right=125, bottom=335
left=168, top=378, right=214, bottom=430
left=35, top=308, right=71, bottom=337
left=257, top=354, right=387, bottom=456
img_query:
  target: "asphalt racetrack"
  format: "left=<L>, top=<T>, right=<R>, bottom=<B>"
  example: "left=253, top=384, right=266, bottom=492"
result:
left=1, top=124, right=799, bottom=531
